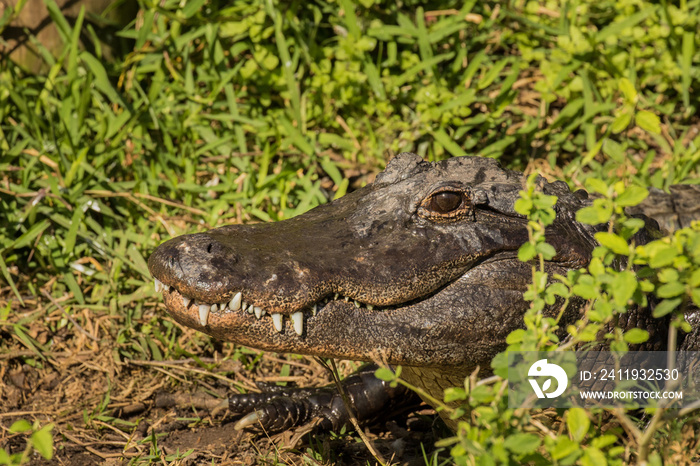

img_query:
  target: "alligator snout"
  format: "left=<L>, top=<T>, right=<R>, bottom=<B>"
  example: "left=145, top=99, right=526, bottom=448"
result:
left=148, top=232, right=240, bottom=303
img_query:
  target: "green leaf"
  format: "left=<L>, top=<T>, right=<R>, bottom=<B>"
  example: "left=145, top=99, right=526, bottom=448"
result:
left=615, top=186, right=648, bottom=207
left=320, top=156, right=344, bottom=186
left=518, top=242, right=536, bottom=262
left=374, top=367, right=395, bottom=381
left=279, top=117, right=314, bottom=155
left=636, top=110, right=661, bottom=134
left=585, top=178, right=609, bottom=196
left=681, top=31, right=694, bottom=108
left=514, top=197, right=533, bottom=215
left=573, top=277, right=599, bottom=300
left=618, top=78, right=638, bottom=104
left=624, top=328, right=649, bottom=344
left=9, top=419, right=32, bottom=433
left=691, top=289, right=700, bottom=308
left=30, top=424, right=54, bottom=460
left=444, top=387, right=467, bottom=403
left=503, top=433, right=540, bottom=454
left=653, top=298, right=682, bottom=318
left=611, top=108, right=633, bottom=134
left=581, top=446, right=607, bottom=466
left=550, top=437, right=581, bottom=460
left=506, top=329, right=526, bottom=344
left=181, top=0, right=205, bottom=18
left=576, top=205, right=612, bottom=225
left=431, top=128, right=467, bottom=157
left=547, top=282, right=569, bottom=297
left=478, top=57, right=510, bottom=90
left=644, top=243, right=678, bottom=268
left=80, top=52, right=126, bottom=107
left=536, top=242, right=556, bottom=260
left=689, top=269, right=700, bottom=288
left=603, top=139, right=625, bottom=162
left=566, top=407, right=589, bottom=442
left=11, top=219, right=50, bottom=250
left=611, top=270, right=637, bottom=307
left=591, top=434, right=619, bottom=449
left=657, top=281, right=685, bottom=298
left=595, top=232, right=629, bottom=255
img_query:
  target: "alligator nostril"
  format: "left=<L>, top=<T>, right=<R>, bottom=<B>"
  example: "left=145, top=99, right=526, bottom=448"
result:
left=207, top=243, right=213, bottom=254
left=169, top=257, right=175, bottom=267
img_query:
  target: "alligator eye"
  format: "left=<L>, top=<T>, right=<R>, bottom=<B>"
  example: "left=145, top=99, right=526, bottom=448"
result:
left=430, top=191, right=462, bottom=213
left=419, top=188, right=472, bottom=221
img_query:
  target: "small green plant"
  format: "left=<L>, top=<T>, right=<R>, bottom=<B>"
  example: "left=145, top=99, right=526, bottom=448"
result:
left=437, top=175, right=700, bottom=464
left=0, top=420, right=53, bottom=465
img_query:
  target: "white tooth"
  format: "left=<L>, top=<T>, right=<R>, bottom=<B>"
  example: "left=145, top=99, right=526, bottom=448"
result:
left=344, top=296, right=349, bottom=302
left=254, top=307, right=263, bottom=319
left=291, top=312, right=303, bottom=336
left=354, top=300, right=360, bottom=308
left=154, top=279, right=163, bottom=293
left=334, top=293, right=339, bottom=300
left=247, top=304, right=255, bottom=314
left=241, top=300, right=248, bottom=311
left=220, top=302, right=228, bottom=311
left=211, top=303, right=218, bottom=312
left=271, top=313, right=283, bottom=333
left=182, top=296, right=191, bottom=308
left=367, top=304, right=374, bottom=310
left=198, top=304, right=210, bottom=326
left=261, top=309, right=266, bottom=316
left=230, top=292, right=242, bottom=310
left=312, top=304, right=317, bottom=316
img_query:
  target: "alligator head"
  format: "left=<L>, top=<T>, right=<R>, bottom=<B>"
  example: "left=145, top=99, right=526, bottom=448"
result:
left=148, top=154, right=598, bottom=371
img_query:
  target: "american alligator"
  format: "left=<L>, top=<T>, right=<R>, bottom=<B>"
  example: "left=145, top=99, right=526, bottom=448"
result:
left=148, top=153, right=700, bottom=432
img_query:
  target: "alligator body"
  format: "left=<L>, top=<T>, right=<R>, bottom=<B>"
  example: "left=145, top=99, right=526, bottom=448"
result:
left=148, top=154, right=700, bottom=431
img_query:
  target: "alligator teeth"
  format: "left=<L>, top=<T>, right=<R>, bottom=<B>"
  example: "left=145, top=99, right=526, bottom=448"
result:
left=291, top=312, right=303, bottom=336
left=254, top=306, right=263, bottom=319
left=220, top=302, right=228, bottom=311
left=241, top=300, right=248, bottom=311
left=312, top=304, right=317, bottom=316
left=198, top=304, right=210, bottom=326
left=211, top=303, right=218, bottom=312
left=230, top=292, right=242, bottom=311
left=182, top=296, right=191, bottom=308
left=154, top=279, right=163, bottom=293
left=367, top=304, right=374, bottom=310
left=247, top=304, right=255, bottom=314
left=354, top=300, right=360, bottom=308
left=344, top=296, right=349, bottom=302
left=271, top=313, right=283, bottom=333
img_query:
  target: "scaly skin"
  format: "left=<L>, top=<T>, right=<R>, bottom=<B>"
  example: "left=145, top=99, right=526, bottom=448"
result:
left=148, top=154, right=700, bottom=431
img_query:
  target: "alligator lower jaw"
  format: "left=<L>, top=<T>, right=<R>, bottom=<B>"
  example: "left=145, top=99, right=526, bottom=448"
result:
left=156, top=282, right=378, bottom=340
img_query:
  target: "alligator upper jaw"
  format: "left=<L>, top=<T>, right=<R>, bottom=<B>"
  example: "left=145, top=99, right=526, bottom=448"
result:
left=154, top=256, right=564, bottom=366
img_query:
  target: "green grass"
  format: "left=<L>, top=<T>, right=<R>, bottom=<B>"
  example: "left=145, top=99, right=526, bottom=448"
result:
left=1, top=0, right=700, bottom=463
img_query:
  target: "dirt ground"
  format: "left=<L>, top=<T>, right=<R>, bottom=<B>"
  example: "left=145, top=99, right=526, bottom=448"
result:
left=0, top=292, right=446, bottom=465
